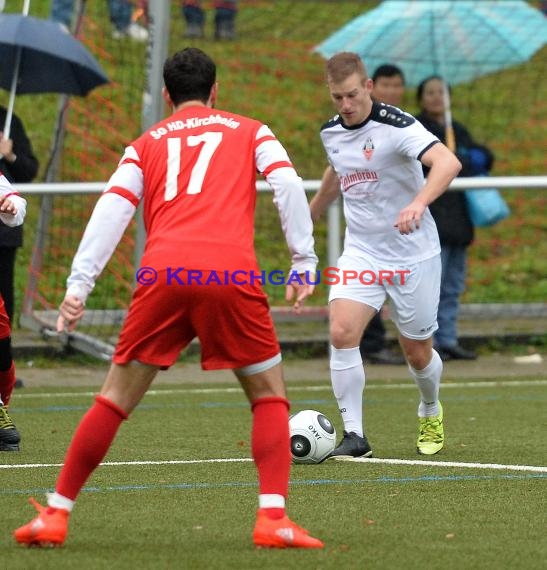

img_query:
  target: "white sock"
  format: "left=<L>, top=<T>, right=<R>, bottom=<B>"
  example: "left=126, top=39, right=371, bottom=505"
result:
left=47, top=492, right=75, bottom=512
left=259, top=494, right=285, bottom=509
left=408, top=349, right=443, bottom=417
left=330, top=346, right=365, bottom=436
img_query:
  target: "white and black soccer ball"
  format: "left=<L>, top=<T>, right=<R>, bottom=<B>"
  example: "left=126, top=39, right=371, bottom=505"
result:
left=289, top=409, right=337, bottom=464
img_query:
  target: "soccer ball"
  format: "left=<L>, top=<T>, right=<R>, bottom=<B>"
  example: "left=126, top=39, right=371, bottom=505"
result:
left=289, top=409, right=337, bottom=464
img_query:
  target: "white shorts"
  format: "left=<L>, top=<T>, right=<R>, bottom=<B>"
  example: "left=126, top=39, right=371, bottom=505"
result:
left=327, top=253, right=441, bottom=340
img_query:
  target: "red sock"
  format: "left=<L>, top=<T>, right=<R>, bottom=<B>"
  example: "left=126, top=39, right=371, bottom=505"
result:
left=56, top=395, right=128, bottom=500
left=0, top=361, right=16, bottom=406
left=251, top=397, right=291, bottom=518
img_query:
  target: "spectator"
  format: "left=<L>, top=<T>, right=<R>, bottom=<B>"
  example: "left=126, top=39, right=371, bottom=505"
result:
left=13, top=47, right=323, bottom=550
left=182, top=0, right=238, bottom=40
left=371, top=63, right=406, bottom=109
left=415, top=76, right=494, bottom=361
left=0, top=107, right=39, bottom=325
left=49, top=0, right=149, bottom=41
left=0, top=106, right=39, bottom=393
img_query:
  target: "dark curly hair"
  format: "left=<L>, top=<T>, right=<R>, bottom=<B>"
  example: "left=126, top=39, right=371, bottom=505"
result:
left=163, top=47, right=216, bottom=106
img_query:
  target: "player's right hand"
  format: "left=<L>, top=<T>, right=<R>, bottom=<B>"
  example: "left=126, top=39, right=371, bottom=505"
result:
left=57, top=295, right=85, bottom=332
left=286, top=277, right=315, bottom=313
left=0, top=195, right=18, bottom=216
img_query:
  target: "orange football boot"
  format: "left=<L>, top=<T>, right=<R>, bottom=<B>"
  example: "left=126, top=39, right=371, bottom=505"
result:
left=253, top=509, right=324, bottom=549
left=13, top=497, right=70, bottom=547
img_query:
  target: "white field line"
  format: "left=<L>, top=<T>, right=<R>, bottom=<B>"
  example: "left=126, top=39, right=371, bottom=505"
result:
left=13, top=378, right=547, bottom=400
left=331, top=457, right=547, bottom=473
left=1, top=456, right=546, bottom=473
left=0, top=458, right=252, bottom=469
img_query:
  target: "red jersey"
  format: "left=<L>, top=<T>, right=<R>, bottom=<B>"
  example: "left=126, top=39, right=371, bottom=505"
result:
left=108, top=106, right=290, bottom=271
left=65, top=104, right=316, bottom=303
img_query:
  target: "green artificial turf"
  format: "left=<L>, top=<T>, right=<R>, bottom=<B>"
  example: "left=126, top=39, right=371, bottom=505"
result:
left=2, top=376, right=546, bottom=569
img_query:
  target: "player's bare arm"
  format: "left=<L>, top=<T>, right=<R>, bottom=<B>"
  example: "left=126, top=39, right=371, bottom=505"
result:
left=309, top=165, right=341, bottom=222
left=395, top=143, right=461, bottom=235
left=418, top=142, right=462, bottom=204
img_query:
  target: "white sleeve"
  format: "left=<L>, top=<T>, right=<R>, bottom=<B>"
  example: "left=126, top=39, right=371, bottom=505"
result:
left=255, top=125, right=318, bottom=273
left=66, top=193, right=136, bottom=303
left=395, top=118, right=439, bottom=159
left=66, top=144, right=144, bottom=302
left=0, top=174, right=26, bottom=226
left=0, top=194, right=26, bottom=227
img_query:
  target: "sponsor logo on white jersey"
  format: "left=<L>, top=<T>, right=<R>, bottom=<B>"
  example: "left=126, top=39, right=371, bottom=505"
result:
left=340, top=169, right=379, bottom=191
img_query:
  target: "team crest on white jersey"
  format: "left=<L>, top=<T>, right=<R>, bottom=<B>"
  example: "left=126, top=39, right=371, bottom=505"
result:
left=363, top=137, right=374, bottom=160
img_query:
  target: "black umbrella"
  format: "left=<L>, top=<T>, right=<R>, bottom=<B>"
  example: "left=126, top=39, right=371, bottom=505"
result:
left=0, top=12, right=109, bottom=138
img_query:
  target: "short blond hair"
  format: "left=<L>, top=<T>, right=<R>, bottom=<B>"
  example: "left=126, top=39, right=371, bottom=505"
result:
left=326, top=52, right=368, bottom=84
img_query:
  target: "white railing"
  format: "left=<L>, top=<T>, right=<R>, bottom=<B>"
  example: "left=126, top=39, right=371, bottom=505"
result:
left=13, top=175, right=547, bottom=194
left=14, top=175, right=547, bottom=267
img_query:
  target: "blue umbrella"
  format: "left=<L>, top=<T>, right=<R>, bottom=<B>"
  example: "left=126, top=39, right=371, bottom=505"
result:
left=314, top=0, right=547, bottom=87
left=0, top=12, right=109, bottom=138
left=314, top=1, right=547, bottom=150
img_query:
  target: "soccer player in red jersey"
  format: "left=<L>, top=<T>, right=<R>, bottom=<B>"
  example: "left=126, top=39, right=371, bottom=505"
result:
left=0, top=173, right=26, bottom=451
left=14, top=48, right=323, bottom=549
left=0, top=173, right=26, bottom=452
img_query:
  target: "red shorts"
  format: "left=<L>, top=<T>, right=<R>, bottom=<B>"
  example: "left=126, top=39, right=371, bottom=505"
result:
left=0, top=295, right=11, bottom=339
left=113, top=270, right=280, bottom=370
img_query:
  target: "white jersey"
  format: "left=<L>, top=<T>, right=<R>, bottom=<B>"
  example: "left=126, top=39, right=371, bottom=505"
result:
left=320, top=102, right=441, bottom=264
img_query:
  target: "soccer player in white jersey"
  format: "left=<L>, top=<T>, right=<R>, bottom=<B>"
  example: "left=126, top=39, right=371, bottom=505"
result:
left=310, top=52, right=461, bottom=458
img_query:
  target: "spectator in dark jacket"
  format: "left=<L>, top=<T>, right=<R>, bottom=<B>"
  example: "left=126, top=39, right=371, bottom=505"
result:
left=0, top=107, right=39, bottom=324
left=416, top=76, right=494, bottom=361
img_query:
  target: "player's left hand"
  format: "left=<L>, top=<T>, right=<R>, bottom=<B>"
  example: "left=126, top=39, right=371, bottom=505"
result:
left=57, top=294, right=85, bottom=332
left=286, top=275, right=315, bottom=313
left=394, top=200, right=427, bottom=235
